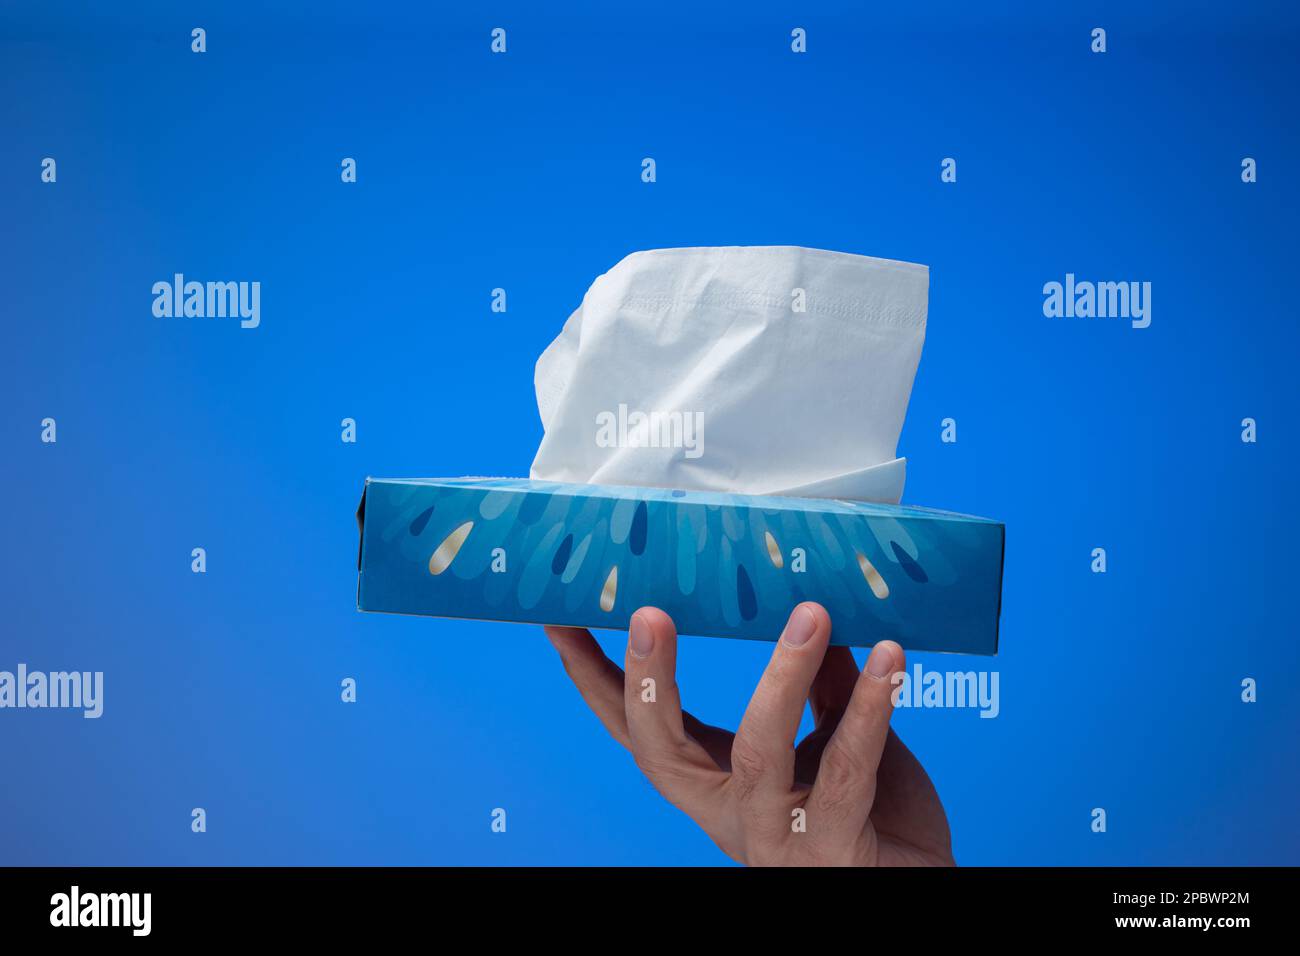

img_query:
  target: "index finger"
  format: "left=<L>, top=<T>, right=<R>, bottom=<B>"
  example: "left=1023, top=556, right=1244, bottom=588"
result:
left=621, top=608, right=728, bottom=825
left=544, top=625, right=629, bottom=747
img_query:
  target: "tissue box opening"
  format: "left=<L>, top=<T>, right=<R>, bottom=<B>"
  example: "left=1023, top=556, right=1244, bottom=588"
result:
left=357, top=477, right=1003, bottom=655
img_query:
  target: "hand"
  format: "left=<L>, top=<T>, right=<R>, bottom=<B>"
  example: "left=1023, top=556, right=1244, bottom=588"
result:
left=545, top=602, right=955, bottom=866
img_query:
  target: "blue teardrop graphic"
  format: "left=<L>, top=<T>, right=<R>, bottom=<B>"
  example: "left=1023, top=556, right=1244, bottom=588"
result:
left=551, top=533, right=574, bottom=575
left=517, top=492, right=549, bottom=526
left=675, top=511, right=697, bottom=595
left=736, top=564, right=758, bottom=621
left=891, top=541, right=928, bottom=582
left=671, top=489, right=686, bottom=497
left=409, top=504, right=434, bottom=536
left=609, top=497, right=637, bottom=544
left=629, top=501, right=648, bottom=555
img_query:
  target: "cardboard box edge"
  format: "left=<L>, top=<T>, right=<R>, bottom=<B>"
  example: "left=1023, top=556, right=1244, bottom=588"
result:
left=355, top=477, right=372, bottom=610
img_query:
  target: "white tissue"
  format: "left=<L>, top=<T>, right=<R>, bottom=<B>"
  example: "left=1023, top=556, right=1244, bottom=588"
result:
left=530, top=246, right=927, bottom=504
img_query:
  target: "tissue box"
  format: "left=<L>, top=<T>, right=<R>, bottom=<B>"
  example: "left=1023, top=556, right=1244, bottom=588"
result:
left=356, top=478, right=1003, bottom=655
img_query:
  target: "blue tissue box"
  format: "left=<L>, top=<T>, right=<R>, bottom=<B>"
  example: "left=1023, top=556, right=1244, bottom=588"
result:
left=356, top=478, right=1003, bottom=655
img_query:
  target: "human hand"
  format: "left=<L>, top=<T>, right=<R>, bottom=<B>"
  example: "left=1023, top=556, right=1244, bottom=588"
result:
left=544, top=602, right=954, bottom=866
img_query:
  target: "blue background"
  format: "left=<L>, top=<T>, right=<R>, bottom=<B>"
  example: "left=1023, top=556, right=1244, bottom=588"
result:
left=2, top=0, right=1297, bottom=865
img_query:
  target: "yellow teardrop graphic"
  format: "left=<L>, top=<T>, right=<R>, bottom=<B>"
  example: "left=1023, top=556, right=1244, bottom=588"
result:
left=428, top=521, right=474, bottom=575
left=765, top=531, right=783, bottom=569
left=857, top=552, right=890, bottom=600
left=599, top=565, right=618, bottom=612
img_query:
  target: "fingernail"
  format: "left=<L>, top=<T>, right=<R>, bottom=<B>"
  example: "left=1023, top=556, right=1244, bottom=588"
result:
left=781, top=606, right=818, bottom=648
left=629, top=613, right=654, bottom=660
left=866, top=642, right=897, bottom=679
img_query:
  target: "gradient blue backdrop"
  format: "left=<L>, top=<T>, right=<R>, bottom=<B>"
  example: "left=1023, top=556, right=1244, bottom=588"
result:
left=3, top=1, right=1297, bottom=865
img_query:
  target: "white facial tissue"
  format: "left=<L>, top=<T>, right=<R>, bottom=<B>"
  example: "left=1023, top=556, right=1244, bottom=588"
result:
left=530, top=246, right=928, bottom=504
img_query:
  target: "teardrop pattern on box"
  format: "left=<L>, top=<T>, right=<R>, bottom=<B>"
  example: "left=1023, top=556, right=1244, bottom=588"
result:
left=599, top=566, right=618, bottom=612
left=551, top=533, right=574, bottom=575
left=429, top=521, right=473, bottom=575
left=409, top=504, right=435, bottom=537
left=376, top=479, right=950, bottom=639
left=857, top=552, right=890, bottom=599
left=764, top=531, right=783, bottom=568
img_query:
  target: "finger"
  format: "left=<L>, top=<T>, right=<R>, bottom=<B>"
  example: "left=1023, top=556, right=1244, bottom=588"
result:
left=808, top=639, right=904, bottom=834
left=543, top=625, right=629, bottom=747
left=623, top=608, right=727, bottom=823
left=809, top=645, right=859, bottom=727
left=795, top=645, right=861, bottom=785
left=546, top=624, right=731, bottom=770
left=730, top=603, right=832, bottom=815
left=793, top=643, right=860, bottom=786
